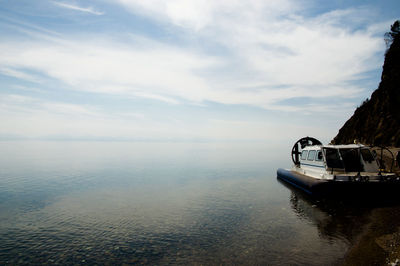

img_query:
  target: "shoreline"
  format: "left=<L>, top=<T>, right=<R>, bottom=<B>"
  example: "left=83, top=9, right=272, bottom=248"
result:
left=343, top=206, right=400, bottom=265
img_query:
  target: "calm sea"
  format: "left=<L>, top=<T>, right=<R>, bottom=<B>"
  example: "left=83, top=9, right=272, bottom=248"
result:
left=0, top=141, right=378, bottom=265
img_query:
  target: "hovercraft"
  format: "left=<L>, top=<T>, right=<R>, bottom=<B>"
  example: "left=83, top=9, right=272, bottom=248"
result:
left=277, top=137, right=400, bottom=196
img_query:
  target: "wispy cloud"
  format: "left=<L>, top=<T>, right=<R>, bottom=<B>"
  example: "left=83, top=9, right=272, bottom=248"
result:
left=0, top=92, right=336, bottom=141
left=0, top=16, right=384, bottom=110
left=0, top=67, right=42, bottom=83
left=0, top=0, right=393, bottom=140
left=53, top=2, right=104, bottom=15
left=112, top=0, right=385, bottom=107
left=116, top=0, right=299, bottom=31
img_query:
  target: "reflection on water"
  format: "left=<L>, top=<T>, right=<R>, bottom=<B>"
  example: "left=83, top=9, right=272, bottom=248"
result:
left=281, top=178, right=400, bottom=265
left=284, top=181, right=370, bottom=245
left=0, top=141, right=396, bottom=264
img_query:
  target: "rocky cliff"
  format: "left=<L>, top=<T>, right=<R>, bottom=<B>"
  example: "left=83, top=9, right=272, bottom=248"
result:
left=332, top=21, right=400, bottom=147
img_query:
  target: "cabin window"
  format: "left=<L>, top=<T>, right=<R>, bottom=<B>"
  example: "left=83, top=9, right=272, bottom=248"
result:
left=307, top=150, right=316, bottom=161
left=339, top=149, right=364, bottom=172
left=324, top=148, right=344, bottom=169
left=316, top=150, right=323, bottom=161
left=301, top=150, right=308, bottom=160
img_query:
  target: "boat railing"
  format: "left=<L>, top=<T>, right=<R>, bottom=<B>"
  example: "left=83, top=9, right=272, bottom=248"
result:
left=369, top=146, right=395, bottom=173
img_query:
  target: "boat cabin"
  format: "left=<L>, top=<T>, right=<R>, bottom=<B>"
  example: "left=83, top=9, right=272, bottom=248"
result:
left=299, top=144, right=379, bottom=175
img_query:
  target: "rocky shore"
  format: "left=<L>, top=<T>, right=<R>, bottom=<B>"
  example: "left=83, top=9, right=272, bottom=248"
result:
left=342, top=148, right=400, bottom=265
left=334, top=21, right=400, bottom=265
left=343, top=207, right=400, bottom=265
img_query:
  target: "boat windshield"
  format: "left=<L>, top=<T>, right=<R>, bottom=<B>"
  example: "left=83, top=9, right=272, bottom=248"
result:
left=324, top=148, right=344, bottom=169
left=339, top=149, right=364, bottom=172
left=324, top=148, right=365, bottom=172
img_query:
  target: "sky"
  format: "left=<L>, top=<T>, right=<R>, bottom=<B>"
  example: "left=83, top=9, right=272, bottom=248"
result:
left=0, top=0, right=398, bottom=143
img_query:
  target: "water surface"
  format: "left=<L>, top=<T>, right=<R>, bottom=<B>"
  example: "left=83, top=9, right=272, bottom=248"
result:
left=0, top=141, right=384, bottom=264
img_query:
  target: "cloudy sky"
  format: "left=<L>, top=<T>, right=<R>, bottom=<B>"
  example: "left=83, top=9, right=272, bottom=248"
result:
left=0, top=0, right=398, bottom=142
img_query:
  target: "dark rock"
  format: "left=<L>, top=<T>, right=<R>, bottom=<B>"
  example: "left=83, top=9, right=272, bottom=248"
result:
left=332, top=21, right=400, bottom=147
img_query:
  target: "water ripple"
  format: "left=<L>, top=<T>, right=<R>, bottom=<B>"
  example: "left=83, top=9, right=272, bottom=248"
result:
left=0, top=141, right=371, bottom=265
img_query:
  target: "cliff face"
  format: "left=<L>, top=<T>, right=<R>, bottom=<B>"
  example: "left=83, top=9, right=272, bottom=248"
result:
left=332, top=23, right=400, bottom=147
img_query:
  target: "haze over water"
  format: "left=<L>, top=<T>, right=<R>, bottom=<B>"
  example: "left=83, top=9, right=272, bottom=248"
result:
left=0, top=140, right=379, bottom=265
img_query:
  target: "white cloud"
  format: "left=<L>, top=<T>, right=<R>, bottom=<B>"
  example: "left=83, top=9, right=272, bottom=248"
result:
left=111, top=1, right=384, bottom=108
left=0, top=94, right=149, bottom=138
left=0, top=17, right=383, bottom=111
left=0, top=93, right=336, bottom=141
left=0, top=0, right=389, bottom=141
left=0, top=37, right=221, bottom=102
left=53, top=1, right=104, bottom=15
left=0, top=67, right=42, bottom=83
left=117, top=0, right=298, bottom=30
left=0, top=94, right=98, bottom=118
left=0, top=0, right=391, bottom=139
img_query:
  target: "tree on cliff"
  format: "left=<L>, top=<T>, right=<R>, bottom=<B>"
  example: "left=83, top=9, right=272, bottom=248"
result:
left=385, top=20, right=400, bottom=49
left=332, top=20, right=400, bottom=146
